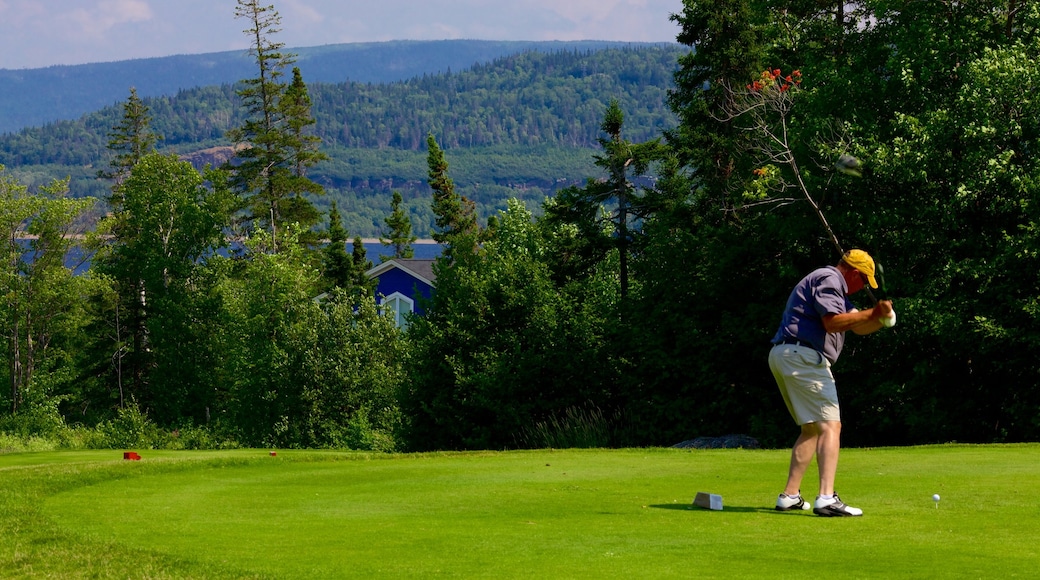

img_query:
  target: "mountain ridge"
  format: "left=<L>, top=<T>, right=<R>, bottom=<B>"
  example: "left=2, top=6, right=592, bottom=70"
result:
left=0, top=39, right=678, bottom=135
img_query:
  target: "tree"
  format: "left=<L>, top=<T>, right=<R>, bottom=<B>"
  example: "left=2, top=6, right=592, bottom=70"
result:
left=298, top=293, right=405, bottom=450
left=90, top=89, right=163, bottom=411
left=427, top=134, right=478, bottom=260
left=321, top=201, right=353, bottom=291
left=541, top=100, right=664, bottom=297
left=615, top=1, right=837, bottom=446
left=227, top=0, right=325, bottom=252
left=380, top=191, right=416, bottom=259
left=831, top=1, right=1040, bottom=444
left=318, top=203, right=375, bottom=297
left=98, top=87, right=161, bottom=191
left=282, top=67, right=327, bottom=183
left=666, top=0, right=763, bottom=198
left=93, top=154, right=234, bottom=420
left=403, top=200, right=619, bottom=450
left=350, top=236, right=374, bottom=294
left=593, top=100, right=666, bottom=298
left=218, top=227, right=322, bottom=446
left=279, top=66, right=329, bottom=247
left=1, top=166, right=96, bottom=413
left=645, top=0, right=1040, bottom=447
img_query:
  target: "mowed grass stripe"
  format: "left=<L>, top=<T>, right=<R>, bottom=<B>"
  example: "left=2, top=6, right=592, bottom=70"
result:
left=0, top=445, right=1034, bottom=578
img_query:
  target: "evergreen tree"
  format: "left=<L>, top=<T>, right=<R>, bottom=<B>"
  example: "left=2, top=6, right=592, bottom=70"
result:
left=427, top=134, right=478, bottom=260
left=666, top=0, right=763, bottom=201
left=541, top=100, right=664, bottom=296
left=593, top=99, right=665, bottom=299
left=280, top=66, right=329, bottom=247
left=321, top=201, right=352, bottom=291
left=227, top=0, right=325, bottom=252
left=350, top=236, right=375, bottom=294
left=380, top=191, right=416, bottom=260
left=98, top=87, right=161, bottom=208
left=91, top=89, right=162, bottom=404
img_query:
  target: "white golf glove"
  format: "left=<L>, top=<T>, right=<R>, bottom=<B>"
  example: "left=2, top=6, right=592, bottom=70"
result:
left=880, top=310, right=897, bottom=328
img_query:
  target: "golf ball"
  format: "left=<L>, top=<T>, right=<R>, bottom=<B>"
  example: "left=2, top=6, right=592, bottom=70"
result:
left=932, top=494, right=940, bottom=501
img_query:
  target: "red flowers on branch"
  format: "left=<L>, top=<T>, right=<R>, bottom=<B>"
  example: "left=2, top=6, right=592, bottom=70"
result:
left=746, top=68, right=802, bottom=93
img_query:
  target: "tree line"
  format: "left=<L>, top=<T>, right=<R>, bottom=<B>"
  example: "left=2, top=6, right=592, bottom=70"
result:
left=3, top=0, right=1039, bottom=452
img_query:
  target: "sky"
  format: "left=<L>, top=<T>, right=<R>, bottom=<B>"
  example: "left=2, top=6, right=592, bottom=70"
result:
left=0, top=0, right=686, bottom=70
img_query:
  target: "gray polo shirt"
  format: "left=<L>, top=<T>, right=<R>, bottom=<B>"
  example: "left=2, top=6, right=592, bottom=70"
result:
left=771, top=266, right=856, bottom=364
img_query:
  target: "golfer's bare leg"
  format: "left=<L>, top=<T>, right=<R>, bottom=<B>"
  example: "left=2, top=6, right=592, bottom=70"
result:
left=816, top=420, right=841, bottom=496
left=783, top=422, right=820, bottom=496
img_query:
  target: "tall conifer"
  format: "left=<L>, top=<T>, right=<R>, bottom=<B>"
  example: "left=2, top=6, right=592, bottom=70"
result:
left=380, top=191, right=416, bottom=260
left=427, top=134, right=477, bottom=260
left=227, top=0, right=325, bottom=252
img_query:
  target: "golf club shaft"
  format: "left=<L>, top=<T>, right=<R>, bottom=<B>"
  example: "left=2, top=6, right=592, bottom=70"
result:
left=790, top=151, right=883, bottom=306
left=799, top=173, right=880, bottom=306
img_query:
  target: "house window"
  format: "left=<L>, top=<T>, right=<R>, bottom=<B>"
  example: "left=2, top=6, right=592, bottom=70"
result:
left=381, top=292, right=414, bottom=328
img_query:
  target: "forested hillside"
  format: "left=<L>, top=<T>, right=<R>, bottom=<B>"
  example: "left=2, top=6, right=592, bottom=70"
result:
left=0, top=39, right=653, bottom=134
left=0, top=45, right=684, bottom=236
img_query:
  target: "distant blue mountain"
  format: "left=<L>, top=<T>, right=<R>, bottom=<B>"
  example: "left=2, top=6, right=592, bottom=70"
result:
left=0, top=39, right=673, bottom=134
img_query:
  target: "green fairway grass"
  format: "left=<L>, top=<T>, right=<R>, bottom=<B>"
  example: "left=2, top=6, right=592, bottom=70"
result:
left=1, top=445, right=1038, bottom=578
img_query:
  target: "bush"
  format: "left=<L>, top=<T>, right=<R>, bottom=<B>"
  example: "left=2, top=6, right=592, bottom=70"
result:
left=310, top=408, right=398, bottom=453
left=162, top=422, right=242, bottom=450
left=0, top=404, right=242, bottom=451
left=93, top=405, right=163, bottom=449
left=0, top=399, right=70, bottom=440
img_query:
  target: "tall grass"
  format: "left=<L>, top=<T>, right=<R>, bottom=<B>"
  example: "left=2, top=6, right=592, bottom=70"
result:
left=519, top=405, right=619, bottom=448
left=0, top=405, right=241, bottom=453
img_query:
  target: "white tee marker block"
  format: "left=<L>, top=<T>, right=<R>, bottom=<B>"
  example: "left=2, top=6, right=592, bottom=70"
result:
left=693, top=492, right=723, bottom=511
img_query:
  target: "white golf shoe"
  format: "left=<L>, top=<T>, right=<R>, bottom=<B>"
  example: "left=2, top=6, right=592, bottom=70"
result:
left=775, top=492, right=811, bottom=511
left=813, top=493, right=863, bottom=517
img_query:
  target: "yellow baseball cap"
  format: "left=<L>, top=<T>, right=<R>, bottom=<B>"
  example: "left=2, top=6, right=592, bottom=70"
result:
left=843, top=249, right=878, bottom=289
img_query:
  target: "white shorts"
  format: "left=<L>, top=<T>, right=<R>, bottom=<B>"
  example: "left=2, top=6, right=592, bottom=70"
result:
left=768, top=343, right=840, bottom=424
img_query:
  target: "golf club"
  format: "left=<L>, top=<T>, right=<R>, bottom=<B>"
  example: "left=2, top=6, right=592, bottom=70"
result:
left=811, top=155, right=891, bottom=315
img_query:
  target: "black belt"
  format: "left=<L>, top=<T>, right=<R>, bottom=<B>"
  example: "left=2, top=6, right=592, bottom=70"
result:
left=778, top=338, right=816, bottom=350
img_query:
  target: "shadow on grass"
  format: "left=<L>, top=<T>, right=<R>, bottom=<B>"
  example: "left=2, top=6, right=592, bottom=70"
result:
left=648, top=504, right=777, bottom=514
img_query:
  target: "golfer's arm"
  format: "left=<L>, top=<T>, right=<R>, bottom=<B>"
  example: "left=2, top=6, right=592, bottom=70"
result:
left=822, top=309, right=884, bottom=334
left=850, top=317, right=884, bottom=335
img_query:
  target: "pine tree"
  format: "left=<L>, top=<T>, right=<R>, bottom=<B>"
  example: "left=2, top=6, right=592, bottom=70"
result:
left=99, top=87, right=161, bottom=208
left=541, top=100, right=664, bottom=297
left=94, top=88, right=161, bottom=403
left=227, top=0, right=325, bottom=252
left=321, top=201, right=352, bottom=290
left=666, top=0, right=762, bottom=195
left=350, top=236, right=376, bottom=295
left=427, top=134, right=477, bottom=260
left=282, top=67, right=327, bottom=182
left=380, top=191, right=416, bottom=260
left=593, top=99, right=665, bottom=298
left=280, top=66, right=328, bottom=247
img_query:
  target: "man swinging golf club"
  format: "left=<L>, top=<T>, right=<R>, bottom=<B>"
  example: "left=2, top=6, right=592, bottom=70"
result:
left=768, top=249, right=894, bottom=516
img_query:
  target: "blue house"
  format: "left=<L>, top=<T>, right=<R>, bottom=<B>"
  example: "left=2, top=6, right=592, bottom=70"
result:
left=365, top=259, right=436, bottom=327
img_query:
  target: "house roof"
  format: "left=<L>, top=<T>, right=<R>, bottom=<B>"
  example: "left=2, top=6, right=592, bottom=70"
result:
left=365, top=259, right=436, bottom=287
